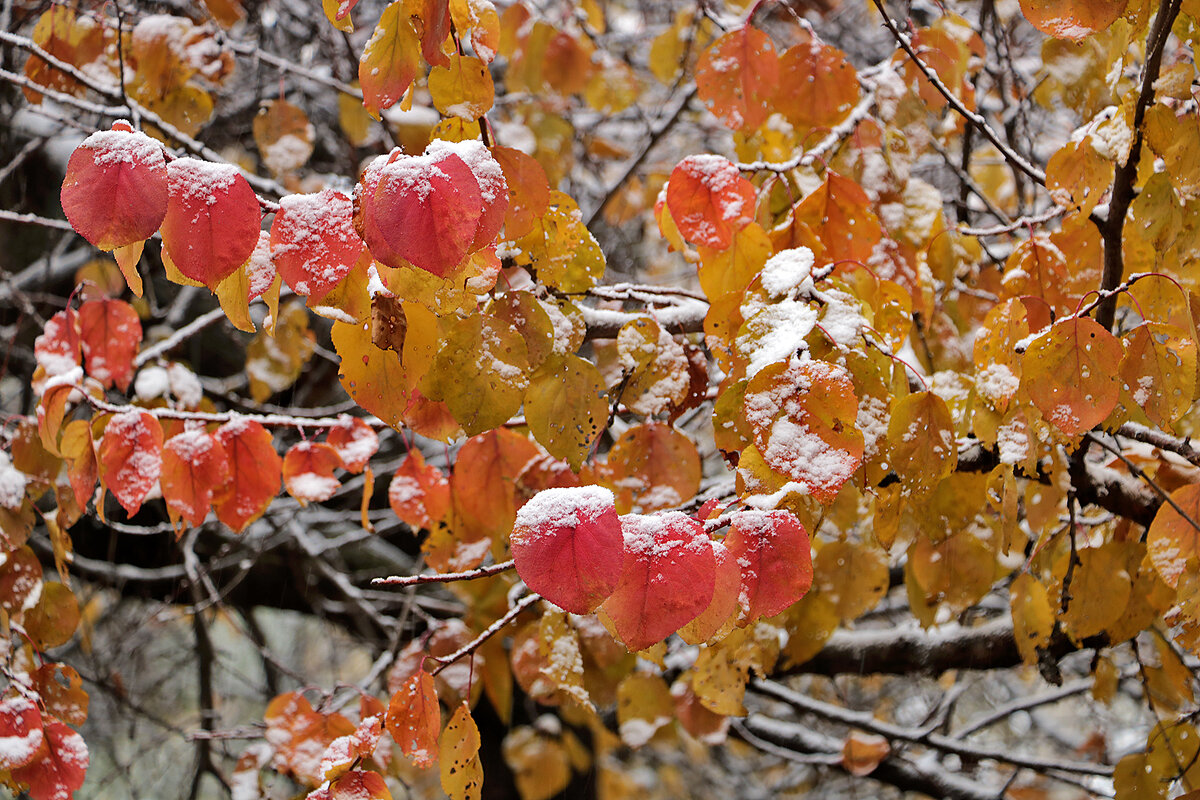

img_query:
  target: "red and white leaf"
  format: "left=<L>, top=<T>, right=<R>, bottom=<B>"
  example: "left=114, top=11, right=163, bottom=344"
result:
left=98, top=410, right=163, bottom=516
left=161, top=429, right=231, bottom=528
left=724, top=509, right=813, bottom=623
left=60, top=122, right=167, bottom=250
left=270, top=189, right=365, bottom=301
left=77, top=297, right=142, bottom=392
left=386, top=669, right=440, bottom=768
left=212, top=418, right=282, bottom=532
left=600, top=511, right=716, bottom=652
left=665, top=155, right=756, bottom=250
left=325, top=415, right=379, bottom=474
left=388, top=450, right=451, bottom=530
left=511, top=485, right=624, bottom=614
left=282, top=441, right=343, bottom=505
left=161, top=157, right=262, bottom=290
left=0, top=696, right=44, bottom=770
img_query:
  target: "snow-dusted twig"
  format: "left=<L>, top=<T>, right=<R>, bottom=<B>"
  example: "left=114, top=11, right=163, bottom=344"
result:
left=135, top=308, right=229, bottom=367
left=958, top=205, right=1066, bottom=237
left=0, top=208, right=75, bottom=231
left=373, top=559, right=516, bottom=587
left=735, top=89, right=876, bottom=173
left=430, top=592, right=541, bottom=676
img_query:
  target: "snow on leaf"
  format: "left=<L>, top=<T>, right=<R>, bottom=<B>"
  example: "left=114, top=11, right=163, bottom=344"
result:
left=429, top=53, right=495, bottom=120
left=724, top=509, right=813, bottom=623
left=161, top=157, right=262, bottom=290
left=282, top=441, right=344, bottom=506
left=213, top=418, right=282, bottom=532
left=616, top=673, right=674, bottom=747
left=1120, top=322, right=1197, bottom=431
left=1022, top=315, right=1123, bottom=436
left=388, top=450, right=451, bottom=530
left=325, top=416, right=379, bottom=474
left=161, top=429, right=230, bottom=528
left=665, top=154, right=756, bottom=250
left=271, top=189, right=365, bottom=302
left=600, top=511, right=716, bottom=652
left=319, top=715, right=382, bottom=782
left=742, top=359, right=863, bottom=504
left=97, top=410, right=163, bottom=517
left=695, top=26, right=778, bottom=131
left=60, top=123, right=167, bottom=251
left=265, top=692, right=355, bottom=787
left=308, top=770, right=392, bottom=800
left=253, top=99, right=315, bottom=175
left=11, top=720, right=88, bottom=800
left=0, top=696, right=44, bottom=770
left=1019, top=0, right=1127, bottom=40
left=1148, top=483, right=1200, bottom=588
left=511, top=485, right=623, bottom=613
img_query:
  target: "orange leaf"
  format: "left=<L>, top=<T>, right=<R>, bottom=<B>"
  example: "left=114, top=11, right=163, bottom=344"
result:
left=695, top=26, right=778, bottom=131
left=98, top=410, right=163, bottom=516
left=665, top=154, right=756, bottom=250
left=60, top=122, right=167, bottom=251
left=358, top=0, right=422, bottom=116
left=161, top=429, right=231, bottom=528
left=1020, top=0, right=1127, bottom=40
left=743, top=359, right=863, bottom=504
left=679, top=539, right=741, bottom=644
left=265, top=692, right=355, bottom=786
left=776, top=40, right=859, bottom=133
left=213, top=418, right=282, bottom=532
left=1148, top=483, right=1200, bottom=588
left=604, top=422, right=702, bottom=513
left=1022, top=316, right=1123, bottom=436
left=451, top=429, right=540, bottom=544
left=600, top=511, right=716, bottom=652
left=33, top=308, right=81, bottom=379
left=77, top=297, right=142, bottom=392
left=282, top=441, right=343, bottom=505
left=386, top=669, right=440, bottom=768
left=388, top=450, right=451, bottom=529
left=309, top=770, right=393, bottom=800
left=270, top=189, right=365, bottom=302
left=491, top=145, right=550, bottom=240
left=791, top=172, right=882, bottom=266
left=253, top=99, right=314, bottom=175
left=320, top=714, right=383, bottom=782
left=886, top=391, right=957, bottom=496
left=325, top=416, right=379, bottom=474
left=161, top=157, right=262, bottom=290
left=724, top=509, right=813, bottom=623
left=511, top=485, right=624, bottom=613
left=842, top=732, right=890, bottom=776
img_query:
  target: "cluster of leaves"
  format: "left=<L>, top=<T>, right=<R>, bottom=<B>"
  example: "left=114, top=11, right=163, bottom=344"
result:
left=10, top=0, right=1200, bottom=796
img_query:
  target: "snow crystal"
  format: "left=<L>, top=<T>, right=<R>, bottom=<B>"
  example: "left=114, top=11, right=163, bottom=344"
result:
left=620, top=511, right=706, bottom=559
left=0, top=697, right=44, bottom=769
left=977, top=363, right=1019, bottom=404
left=134, top=365, right=170, bottom=401
left=425, top=141, right=503, bottom=204
left=270, top=189, right=360, bottom=296
left=169, top=362, right=203, bottom=408
left=997, top=415, right=1029, bottom=464
left=620, top=715, right=670, bottom=748
left=515, top=485, right=615, bottom=533
left=0, top=452, right=27, bottom=510
left=261, top=131, right=313, bottom=174
left=759, top=247, right=815, bottom=297
left=167, top=157, right=237, bottom=206
left=816, top=288, right=866, bottom=348
left=856, top=394, right=890, bottom=461
left=246, top=231, right=276, bottom=300
left=680, top=154, right=748, bottom=221
left=165, top=429, right=213, bottom=462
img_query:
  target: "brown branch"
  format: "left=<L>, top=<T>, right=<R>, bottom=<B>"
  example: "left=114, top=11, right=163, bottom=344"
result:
left=430, top=592, right=540, bottom=676
left=1095, top=0, right=1184, bottom=331
left=373, top=559, right=516, bottom=587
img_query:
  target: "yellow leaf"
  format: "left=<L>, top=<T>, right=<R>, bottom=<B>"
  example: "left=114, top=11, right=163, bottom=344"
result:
left=245, top=300, right=314, bottom=402
left=538, top=611, right=592, bottom=710
left=331, top=320, right=410, bottom=430
left=252, top=99, right=315, bottom=175
left=616, top=673, right=674, bottom=748
left=516, top=192, right=605, bottom=292
left=886, top=391, right=957, bottom=497
left=439, top=703, right=483, bottom=800
left=1120, top=322, right=1198, bottom=430
left=1010, top=572, right=1053, bottom=665
left=419, top=314, right=529, bottom=435
left=429, top=53, right=495, bottom=120
left=813, top=540, right=889, bottom=622
left=502, top=727, right=571, bottom=800
left=524, top=354, right=606, bottom=471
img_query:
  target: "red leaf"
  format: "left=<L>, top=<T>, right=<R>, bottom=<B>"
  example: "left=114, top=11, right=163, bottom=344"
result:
left=161, top=157, right=262, bottom=290
left=77, top=298, right=142, bottom=392
left=283, top=441, right=344, bottom=505
left=161, top=429, right=231, bottom=527
left=12, top=720, right=88, bottom=800
left=666, top=155, right=756, bottom=250
left=98, top=410, right=163, bottom=516
left=363, top=149, right=483, bottom=275
left=600, top=511, right=716, bottom=652
left=0, top=696, right=44, bottom=770
left=418, top=0, right=452, bottom=67
left=270, top=189, right=365, bottom=301
left=60, top=122, right=167, bottom=250
left=679, top=539, right=741, bottom=644
left=34, top=309, right=81, bottom=379
left=386, top=669, right=440, bottom=768
left=325, top=415, right=379, bottom=474
left=213, top=418, right=282, bottom=532
left=388, top=450, right=450, bottom=530
left=359, top=1, right=422, bottom=116
left=724, top=509, right=813, bottom=623
left=511, top=485, right=624, bottom=613
left=424, top=139, right=508, bottom=251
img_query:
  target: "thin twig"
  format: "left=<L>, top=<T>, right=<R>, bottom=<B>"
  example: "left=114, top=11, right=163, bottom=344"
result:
left=736, top=89, right=876, bottom=173
left=0, top=209, right=75, bottom=231
left=430, top=592, right=540, bottom=676
left=373, top=559, right=516, bottom=586
left=135, top=307, right=229, bottom=367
